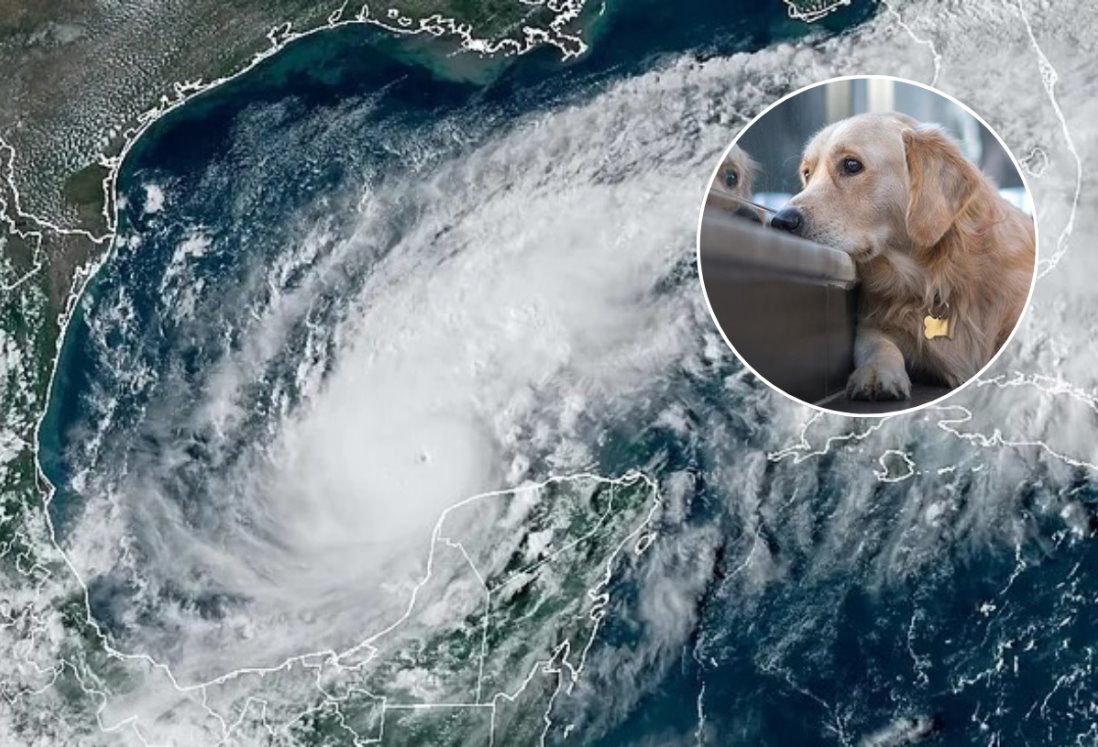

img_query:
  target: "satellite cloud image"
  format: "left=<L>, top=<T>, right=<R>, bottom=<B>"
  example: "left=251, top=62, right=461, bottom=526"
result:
left=0, top=0, right=1095, bottom=745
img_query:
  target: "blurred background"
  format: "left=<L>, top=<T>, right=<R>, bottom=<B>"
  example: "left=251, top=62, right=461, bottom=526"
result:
left=735, top=77, right=1031, bottom=214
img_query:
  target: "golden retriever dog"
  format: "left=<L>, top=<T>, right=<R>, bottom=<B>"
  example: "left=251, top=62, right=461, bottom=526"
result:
left=708, top=145, right=763, bottom=222
left=770, top=112, right=1035, bottom=401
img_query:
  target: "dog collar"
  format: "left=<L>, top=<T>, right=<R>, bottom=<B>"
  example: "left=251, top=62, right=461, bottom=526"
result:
left=923, top=295, right=952, bottom=340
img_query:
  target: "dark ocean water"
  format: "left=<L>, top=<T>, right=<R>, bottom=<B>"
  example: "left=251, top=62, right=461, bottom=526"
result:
left=41, top=2, right=1098, bottom=745
left=40, top=0, right=874, bottom=551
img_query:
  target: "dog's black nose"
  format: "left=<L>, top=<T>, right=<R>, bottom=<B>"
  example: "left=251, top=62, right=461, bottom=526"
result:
left=770, top=207, right=804, bottom=234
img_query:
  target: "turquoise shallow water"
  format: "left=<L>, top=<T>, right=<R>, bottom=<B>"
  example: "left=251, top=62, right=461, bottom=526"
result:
left=43, top=2, right=1098, bottom=745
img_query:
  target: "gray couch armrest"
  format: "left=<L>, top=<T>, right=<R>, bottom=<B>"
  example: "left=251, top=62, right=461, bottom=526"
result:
left=699, top=206, right=858, bottom=404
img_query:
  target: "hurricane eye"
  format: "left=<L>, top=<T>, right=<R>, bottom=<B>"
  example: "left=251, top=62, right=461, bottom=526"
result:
left=724, top=169, right=738, bottom=188
left=841, top=157, right=864, bottom=175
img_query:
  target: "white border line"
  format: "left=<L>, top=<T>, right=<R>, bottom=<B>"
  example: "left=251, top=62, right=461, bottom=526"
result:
left=3, top=5, right=602, bottom=740
left=694, top=73, right=1041, bottom=420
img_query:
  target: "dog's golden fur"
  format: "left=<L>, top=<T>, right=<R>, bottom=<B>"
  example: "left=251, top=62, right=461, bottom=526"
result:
left=784, top=112, right=1035, bottom=400
left=711, top=145, right=757, bottom=198
left=707, top=146, right=764, bottom=221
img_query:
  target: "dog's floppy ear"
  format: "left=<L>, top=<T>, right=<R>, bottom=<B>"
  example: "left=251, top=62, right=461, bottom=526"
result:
left=903, top=126, right=981, bottom=247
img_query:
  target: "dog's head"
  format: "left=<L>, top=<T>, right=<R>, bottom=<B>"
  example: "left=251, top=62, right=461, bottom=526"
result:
left=709, top=145, right=763, bottom=222
left=712, top=145, right=757, bottom=197
left=771, top=112, right=985, bottom=262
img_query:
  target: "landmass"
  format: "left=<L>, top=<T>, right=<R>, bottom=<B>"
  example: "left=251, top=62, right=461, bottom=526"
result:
left=0, top=1, right=868, bottom=743
left=0, top=0, right=851, bottom=667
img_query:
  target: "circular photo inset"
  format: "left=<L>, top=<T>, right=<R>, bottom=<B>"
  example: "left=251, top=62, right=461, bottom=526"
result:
left=697, top=75, right=1037, bottom=416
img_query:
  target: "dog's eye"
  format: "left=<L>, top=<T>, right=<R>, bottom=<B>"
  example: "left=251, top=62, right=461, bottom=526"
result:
left=841, top=157, right=864, bottom=175
left=801, top=168, right=810, bottom=182
left=724, top=169, right=738, bottom=188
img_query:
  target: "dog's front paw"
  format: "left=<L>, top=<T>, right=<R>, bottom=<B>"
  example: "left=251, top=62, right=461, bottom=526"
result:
left=846, top=362, right=912, bottom=401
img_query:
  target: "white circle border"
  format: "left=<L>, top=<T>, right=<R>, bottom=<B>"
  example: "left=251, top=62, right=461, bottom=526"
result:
left=694, top=73, right=1041, bottom=419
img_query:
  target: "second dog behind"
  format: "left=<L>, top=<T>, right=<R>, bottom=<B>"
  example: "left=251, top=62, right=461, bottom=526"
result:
left=709, top=146, right=764, bottom=222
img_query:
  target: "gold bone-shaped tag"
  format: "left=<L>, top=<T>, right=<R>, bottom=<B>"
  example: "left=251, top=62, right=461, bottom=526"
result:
left=923, top=314, right=952, bottom=340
